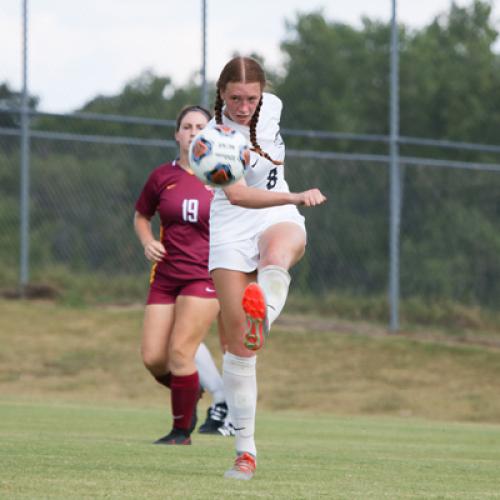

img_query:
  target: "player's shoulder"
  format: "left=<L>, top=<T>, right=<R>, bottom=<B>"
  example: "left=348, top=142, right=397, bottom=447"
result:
left=162, top=160, right=179, bottom=173
left=256, top=93, right=283, bottom=141
left=205, top=116, right=217, bottom=129
left=262, top=92, right=283, bottom=115
left=147, top=161, right=178, bottom=184
left=259, top=93, right=283, bottom=129
left=150, top=160, right=174, bottom=173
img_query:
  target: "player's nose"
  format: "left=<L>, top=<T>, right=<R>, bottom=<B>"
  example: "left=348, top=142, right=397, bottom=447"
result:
left=239, top=101, right=250, bottom=113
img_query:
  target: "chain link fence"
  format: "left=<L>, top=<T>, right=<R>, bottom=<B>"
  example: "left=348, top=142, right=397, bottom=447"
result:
left=1, top=114, right=500, bottom=328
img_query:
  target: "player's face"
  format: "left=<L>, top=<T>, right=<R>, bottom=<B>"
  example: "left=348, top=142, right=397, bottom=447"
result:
left=175, top=111, right=209, bottom=155
left=221, top=82, right=262, bottom=126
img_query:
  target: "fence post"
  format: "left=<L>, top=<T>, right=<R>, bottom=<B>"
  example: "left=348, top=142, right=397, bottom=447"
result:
left=201, top=0, right=208, bottom=109
left=19, top=0, right=31, bottom=296
left=389, top=0, right=401, bottom=331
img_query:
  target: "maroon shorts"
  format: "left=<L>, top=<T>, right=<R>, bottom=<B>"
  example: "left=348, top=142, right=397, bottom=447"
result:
left=146, top=276, right=217, bottom=305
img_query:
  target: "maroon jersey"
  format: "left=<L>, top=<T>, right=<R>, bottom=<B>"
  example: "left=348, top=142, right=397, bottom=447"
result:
left=135, top=160, right=214, bottom=282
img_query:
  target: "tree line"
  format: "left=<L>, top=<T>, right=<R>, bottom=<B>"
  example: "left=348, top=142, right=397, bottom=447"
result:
left=1, top=0, right=500, bottom=308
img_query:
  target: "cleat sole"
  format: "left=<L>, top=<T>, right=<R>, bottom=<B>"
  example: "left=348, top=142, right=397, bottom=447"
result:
left=242, top=283, right=268, bottom=351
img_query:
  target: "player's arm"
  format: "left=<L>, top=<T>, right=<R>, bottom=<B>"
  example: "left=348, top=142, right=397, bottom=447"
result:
left=133, top=211, right=166, bottom=262
left=223, top=179, right=327, bottom=208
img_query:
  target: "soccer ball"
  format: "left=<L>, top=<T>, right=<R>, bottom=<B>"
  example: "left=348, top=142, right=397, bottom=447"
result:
left=189, top=125, right=250, bottom=187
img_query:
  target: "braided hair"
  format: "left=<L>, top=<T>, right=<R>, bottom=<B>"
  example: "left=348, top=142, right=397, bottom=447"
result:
left=215, top=57, right=283, bottom=166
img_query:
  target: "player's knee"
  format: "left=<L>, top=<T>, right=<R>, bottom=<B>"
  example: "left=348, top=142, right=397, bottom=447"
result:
left=223, top=317, right=247, bottom=340
left=260, top=251, right=290, bottom=268
left=261, top=244, right=305, bottom=269
left=142, top=349, right=168, bottom=375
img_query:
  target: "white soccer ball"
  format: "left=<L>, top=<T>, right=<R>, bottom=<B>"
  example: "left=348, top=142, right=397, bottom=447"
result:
left=189, top=125, right=250, bottom=187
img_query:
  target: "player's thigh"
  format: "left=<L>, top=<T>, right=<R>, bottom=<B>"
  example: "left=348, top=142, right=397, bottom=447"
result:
left=169, top=296, right=219, bottom=362
left=141, top=304, right=175, bottom=368
left=259, top=222, right=306, bottom=269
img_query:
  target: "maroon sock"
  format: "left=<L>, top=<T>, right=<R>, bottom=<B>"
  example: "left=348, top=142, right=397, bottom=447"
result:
left=170, top=372, right=200, bottom=432
left=154, top=372, right=172, bottom=388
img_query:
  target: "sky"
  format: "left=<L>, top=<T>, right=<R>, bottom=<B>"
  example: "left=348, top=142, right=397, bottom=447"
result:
left=1, top=0, right=498, bottom=112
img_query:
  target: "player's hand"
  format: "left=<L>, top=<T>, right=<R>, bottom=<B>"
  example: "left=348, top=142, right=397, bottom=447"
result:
left=295, top=189, right=327, bottom=207
left=144, top=240, right=166, bottom=262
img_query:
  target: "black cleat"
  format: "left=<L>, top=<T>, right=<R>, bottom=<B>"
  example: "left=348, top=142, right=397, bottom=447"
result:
left=198, top=402, right=229, bottom=434
left=154, top=428, right=191, bottom=445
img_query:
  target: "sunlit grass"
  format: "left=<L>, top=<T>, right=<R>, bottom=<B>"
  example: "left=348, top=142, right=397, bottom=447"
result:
left=1, top=400, right=499, bottom=499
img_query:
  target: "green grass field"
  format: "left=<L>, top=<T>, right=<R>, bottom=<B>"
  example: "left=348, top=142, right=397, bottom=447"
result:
left=1, top=400, right=500, bottom=499
left=1, top=299, right=500, bottom=498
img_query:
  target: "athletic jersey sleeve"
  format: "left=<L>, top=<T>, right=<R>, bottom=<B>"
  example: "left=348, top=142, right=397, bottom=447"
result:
left=135, top=168, right=161, bottom=217
left=255, top=93, right=283, bottom=143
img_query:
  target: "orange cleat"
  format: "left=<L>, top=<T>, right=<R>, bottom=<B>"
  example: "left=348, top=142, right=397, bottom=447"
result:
left=242, top=282, right=269, bottom=351
left=223, top=452, right=257, bottom=480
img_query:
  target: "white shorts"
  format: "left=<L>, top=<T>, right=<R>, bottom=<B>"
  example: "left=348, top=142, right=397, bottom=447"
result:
left=208, top=206, right=306, bottom=273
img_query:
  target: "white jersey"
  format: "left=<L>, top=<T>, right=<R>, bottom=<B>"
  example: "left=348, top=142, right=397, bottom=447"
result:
left=208, top=93, right=301, bottom=246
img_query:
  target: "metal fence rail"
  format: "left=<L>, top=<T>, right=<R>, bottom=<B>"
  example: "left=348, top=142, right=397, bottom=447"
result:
left=1, top=111, right=500, bottom=327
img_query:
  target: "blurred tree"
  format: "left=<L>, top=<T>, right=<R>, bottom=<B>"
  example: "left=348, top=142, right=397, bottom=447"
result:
left=277, top=2, right=500, bottom=154
left=0, top=82, right=39, bottom=128
left=397, top=1, right=500, bottom=304
left=3, top=3, right=500, bottom=308
left=80, top=70, right=202, bottom=120
left=401, top=0, right=500, bottom=148
left=35, top=70, right=204, bottom=139
left=277, top=10, right=396, bottom=154
left=277, top=2, right=500, bottom=304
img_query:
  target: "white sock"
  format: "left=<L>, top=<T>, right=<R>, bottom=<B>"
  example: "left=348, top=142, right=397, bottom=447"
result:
left=257, top=265, right=291, bottom=327
left=223, top=352, right=257, bottom=457
left=195, top=342, right=225, bottom=405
